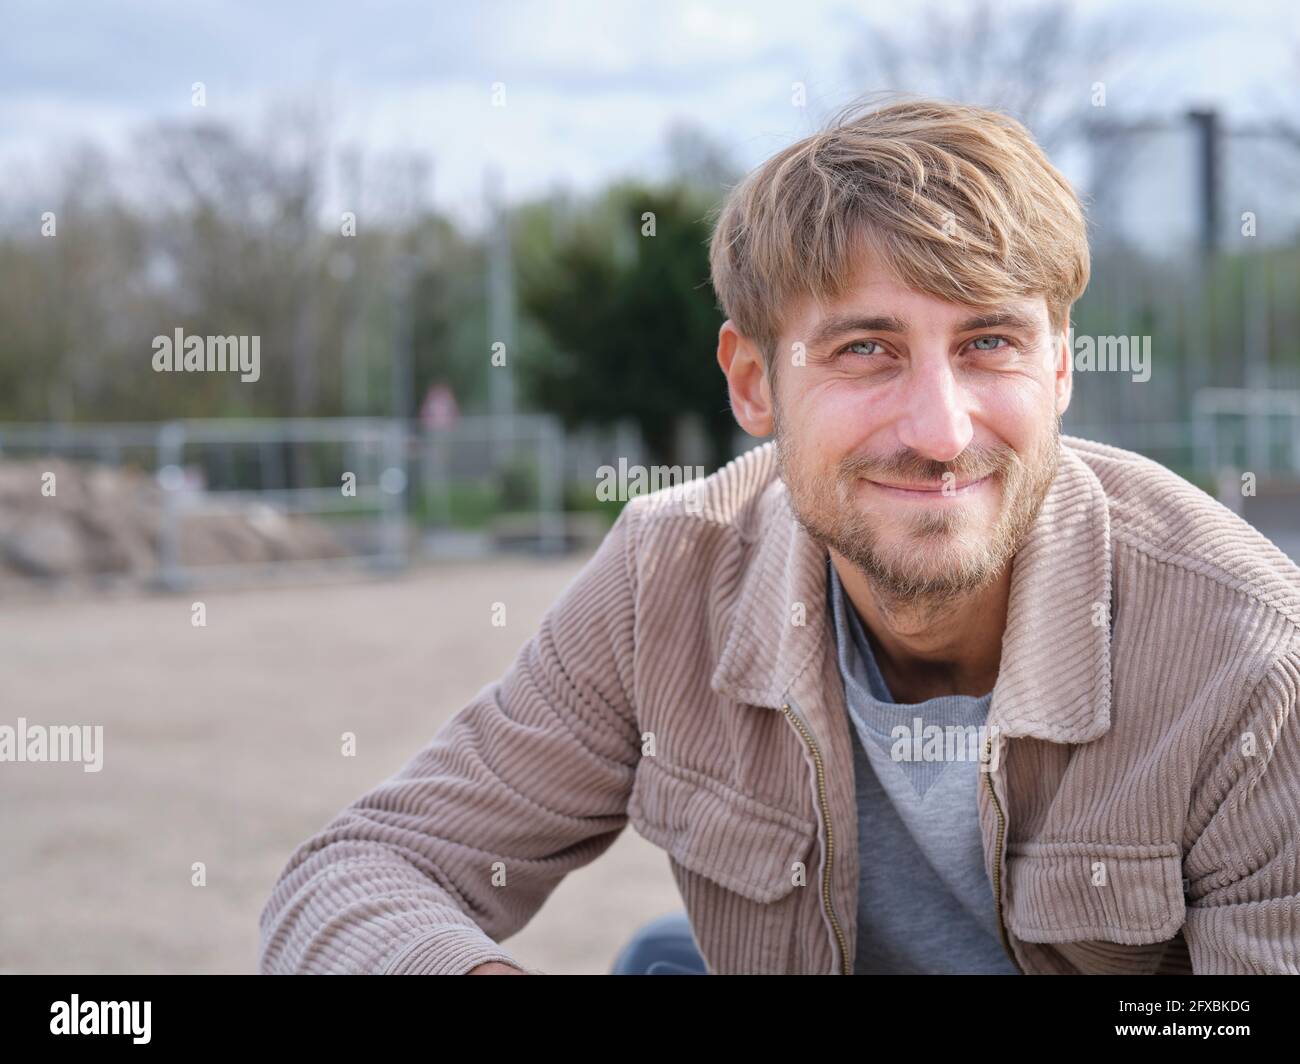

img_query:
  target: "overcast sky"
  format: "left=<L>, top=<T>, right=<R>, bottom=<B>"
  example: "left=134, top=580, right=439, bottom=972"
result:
left=2, top=0, right=1297, bottom=227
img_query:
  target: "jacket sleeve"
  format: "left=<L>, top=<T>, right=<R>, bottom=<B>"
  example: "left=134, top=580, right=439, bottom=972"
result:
left=1182, top=639, right=1300, bottom=974
left=258, top=500, right=644, bottom=974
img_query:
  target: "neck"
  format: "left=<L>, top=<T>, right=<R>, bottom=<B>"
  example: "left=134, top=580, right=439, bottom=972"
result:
left=830, top=548, right=1012, bottom=700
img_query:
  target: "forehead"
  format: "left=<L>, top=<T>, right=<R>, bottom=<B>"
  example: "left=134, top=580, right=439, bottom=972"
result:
left=783, top=257, right=1050, bottom=341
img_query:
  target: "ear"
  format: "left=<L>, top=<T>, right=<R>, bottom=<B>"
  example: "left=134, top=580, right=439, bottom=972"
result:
left=1053, top=315, right=1073, bottom=417
left=717, top=319, right=774, bottom=437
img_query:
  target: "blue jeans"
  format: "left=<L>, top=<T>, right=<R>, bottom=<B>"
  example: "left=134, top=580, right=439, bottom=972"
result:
left=609, top=910, right=708, bottom=974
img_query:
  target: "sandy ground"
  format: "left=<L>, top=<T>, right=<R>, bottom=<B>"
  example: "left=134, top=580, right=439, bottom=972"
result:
left=0, top=557, right=682, bottom=974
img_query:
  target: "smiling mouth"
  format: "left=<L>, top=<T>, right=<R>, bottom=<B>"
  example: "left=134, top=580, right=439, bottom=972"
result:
left=863, top=473, right=994, bottom=498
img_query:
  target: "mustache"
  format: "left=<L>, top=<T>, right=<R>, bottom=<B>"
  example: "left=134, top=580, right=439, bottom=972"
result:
left=839, top=443, right=1015, bottom=483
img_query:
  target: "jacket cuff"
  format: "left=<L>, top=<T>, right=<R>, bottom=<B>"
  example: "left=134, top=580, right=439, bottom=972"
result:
left=382, top=925, right=541, bottom=975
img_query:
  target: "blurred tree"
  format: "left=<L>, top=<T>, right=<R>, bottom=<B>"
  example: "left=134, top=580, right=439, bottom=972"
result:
left=407, top=213, right=492, bottom=417
left=665, top=119, right=743, bottom=190
left=515, top=180, right=733, bottom=468
left=139, top=107, right=337, bottom=422
left=849, top=0, right=1138, bottom=155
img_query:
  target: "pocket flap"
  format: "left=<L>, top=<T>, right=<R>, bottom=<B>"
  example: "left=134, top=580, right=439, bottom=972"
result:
left=1005, top=842, right=1186, bottom=944
left=628, top=757, right=818, bottom=903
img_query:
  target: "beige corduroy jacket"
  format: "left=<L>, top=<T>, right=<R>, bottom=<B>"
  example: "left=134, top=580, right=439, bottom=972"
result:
left=259, top=436, right=1300, bottom=975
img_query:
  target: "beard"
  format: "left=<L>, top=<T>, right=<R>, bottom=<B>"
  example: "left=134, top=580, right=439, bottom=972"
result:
left=774, top=403, right=1061, bottom=610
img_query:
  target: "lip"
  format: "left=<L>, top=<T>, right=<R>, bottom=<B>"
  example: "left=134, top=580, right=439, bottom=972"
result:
left=863, top=473, right=993, bottom=499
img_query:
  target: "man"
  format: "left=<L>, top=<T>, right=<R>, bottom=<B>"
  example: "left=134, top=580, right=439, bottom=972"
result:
left=259, top=97, right=1300, bottom=975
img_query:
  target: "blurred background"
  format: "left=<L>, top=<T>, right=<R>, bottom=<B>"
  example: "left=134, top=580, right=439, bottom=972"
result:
left=2, top=0, right=1299, bottom=973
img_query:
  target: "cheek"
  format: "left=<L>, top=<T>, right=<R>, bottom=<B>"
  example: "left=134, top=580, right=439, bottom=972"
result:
left=973, top=380, right=1052, bottom=453
left=794, top=384, right=889, bottom=459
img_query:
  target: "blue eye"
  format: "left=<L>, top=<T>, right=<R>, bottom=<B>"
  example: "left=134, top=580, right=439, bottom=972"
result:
left=969, top=335, right=1010, bottom=351
left=844, top=340, right=883, bottom=357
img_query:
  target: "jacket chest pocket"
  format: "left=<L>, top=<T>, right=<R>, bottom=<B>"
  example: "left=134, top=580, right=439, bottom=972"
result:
left=1005, top=841, right=1186, bottom=951
left=627, top=756, right=820, bottom=973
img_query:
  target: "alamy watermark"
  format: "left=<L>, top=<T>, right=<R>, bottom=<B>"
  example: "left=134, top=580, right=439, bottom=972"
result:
left=889, top=719, right=1002, bottom=771
left=50, top=995, right=150, bottom=1043
left=1065, top=327, right=1151, bottom=383
left=596, top=457, right=706, bottom=512
left=0, top=717, right=103, bottom=772
left=152, top=328, right=261, bottom=382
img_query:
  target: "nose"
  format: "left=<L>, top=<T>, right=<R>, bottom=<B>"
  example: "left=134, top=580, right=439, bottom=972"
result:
left=894, top=357, right=973, bottom=463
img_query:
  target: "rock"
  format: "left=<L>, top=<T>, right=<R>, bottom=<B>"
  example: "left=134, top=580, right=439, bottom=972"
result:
left=1, top=513, right=84, bottom=578
left=0, top=457, right=349, bottom=586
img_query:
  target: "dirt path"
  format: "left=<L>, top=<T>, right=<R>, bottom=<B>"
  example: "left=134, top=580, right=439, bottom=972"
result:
left=0, top=559, right=681, bottom=974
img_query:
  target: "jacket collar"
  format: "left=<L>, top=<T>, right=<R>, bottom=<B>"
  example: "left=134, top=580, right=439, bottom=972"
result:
left=709, top=437, right=1114, bottom=744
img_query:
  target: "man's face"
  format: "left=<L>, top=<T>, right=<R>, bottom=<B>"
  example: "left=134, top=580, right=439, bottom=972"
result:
left=769, top=263, right=1068, bottom=602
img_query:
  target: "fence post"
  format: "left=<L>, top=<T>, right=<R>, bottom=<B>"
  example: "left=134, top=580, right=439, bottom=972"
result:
left=1192, top=391, right=1215, bottom=479
left=157, top=421, right=186, bottom=590
left=1247, top=388, right=1270, bottom=477
left=378, top=419, right=408, bottom=571
left=538, top=416, right=566, bottom=555
left=1291, top=394, right=1300, bottom=475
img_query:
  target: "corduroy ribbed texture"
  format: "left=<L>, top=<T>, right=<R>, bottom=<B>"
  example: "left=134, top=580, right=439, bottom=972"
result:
left=258, top=436, right=1300, bottom=974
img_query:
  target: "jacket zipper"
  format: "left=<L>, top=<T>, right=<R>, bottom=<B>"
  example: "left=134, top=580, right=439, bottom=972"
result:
left=982, top=731, right=1025, bottom=974
left=781, top=699, right=851, bottom=975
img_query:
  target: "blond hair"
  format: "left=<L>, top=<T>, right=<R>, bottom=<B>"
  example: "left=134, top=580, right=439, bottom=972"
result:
left=708, top=95, right=1090, bottom=366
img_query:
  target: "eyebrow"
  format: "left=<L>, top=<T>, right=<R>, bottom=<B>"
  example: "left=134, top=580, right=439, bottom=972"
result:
left=806, top=309, right=1041, bottom=350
